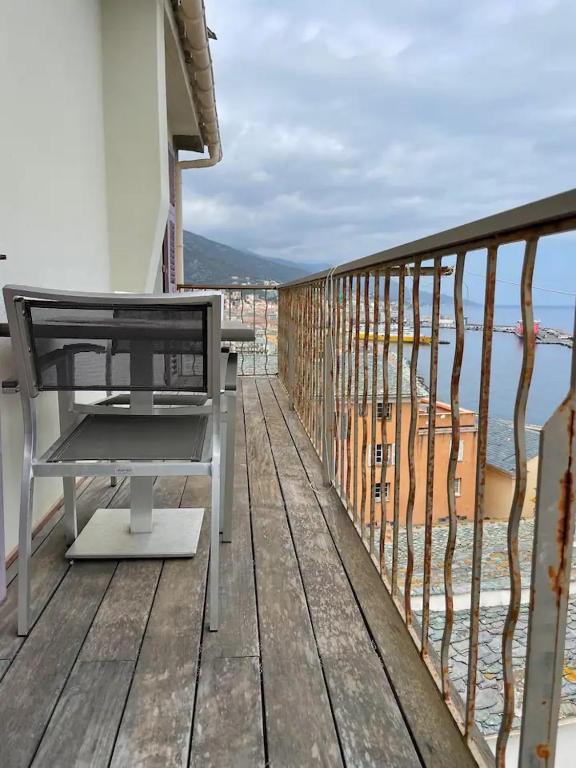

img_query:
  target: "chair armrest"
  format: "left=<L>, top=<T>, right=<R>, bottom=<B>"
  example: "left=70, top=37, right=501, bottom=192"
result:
left=224, top=352, right=238, bottom=392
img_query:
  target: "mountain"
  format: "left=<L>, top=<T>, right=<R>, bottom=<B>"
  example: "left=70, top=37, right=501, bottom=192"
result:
left=183, top=231, right=310, bottom=284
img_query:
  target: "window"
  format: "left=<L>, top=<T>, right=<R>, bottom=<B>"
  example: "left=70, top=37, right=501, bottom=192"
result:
left=374, top=483, right=382, bottom=502
left=454, top=478, right=462, bottom=497
left=370, top=443, right=394, bottom=466
left=377, top=402, right=393, bottom=420
left=384, top=481, right=391, bottom=501
left=450, top=438, right=465, bottom=462
left=386, top=443, right=395, bottom=465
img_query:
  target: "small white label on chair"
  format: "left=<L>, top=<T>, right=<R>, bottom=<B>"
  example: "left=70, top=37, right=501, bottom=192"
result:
left=116, top=467, right=133, bottom=476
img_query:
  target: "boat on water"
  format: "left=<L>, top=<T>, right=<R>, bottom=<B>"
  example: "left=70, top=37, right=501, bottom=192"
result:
left=514, top=319, right=540, bottom=338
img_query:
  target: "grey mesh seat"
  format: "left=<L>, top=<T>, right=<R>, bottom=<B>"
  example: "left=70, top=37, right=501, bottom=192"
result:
left=4, top=285, right=226, bottom=636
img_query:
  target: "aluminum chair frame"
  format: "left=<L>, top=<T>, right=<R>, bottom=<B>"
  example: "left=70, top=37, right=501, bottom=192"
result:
left=4, top=285, right=225, bottom=636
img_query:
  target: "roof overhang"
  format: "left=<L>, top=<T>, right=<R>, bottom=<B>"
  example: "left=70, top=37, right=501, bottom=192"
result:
left=168, top=0, right=222, bottom=165
left=164, top=3, right=203, bottom=149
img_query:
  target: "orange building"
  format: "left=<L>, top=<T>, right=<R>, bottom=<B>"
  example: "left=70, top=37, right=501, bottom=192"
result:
left=336, top=354, right=478, bottom=526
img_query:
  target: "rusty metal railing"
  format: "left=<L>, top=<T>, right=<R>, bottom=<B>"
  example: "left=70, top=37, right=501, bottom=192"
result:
left=278, top=189, right=576, bottom=767
left=177, top=283, right=279, bottom=374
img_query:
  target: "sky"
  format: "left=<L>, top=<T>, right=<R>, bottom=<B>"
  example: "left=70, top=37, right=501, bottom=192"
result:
left=181, top=0, right=576, bottom=306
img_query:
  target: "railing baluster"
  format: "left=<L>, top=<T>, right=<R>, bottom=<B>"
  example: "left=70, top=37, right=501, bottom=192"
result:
left=370, top=272, right=380, bottom=558
left=380, top=270, right=391, bottom=576
left=496, top=239, right=537, bottom=766
left=404, top=262, right=421, bottom=625
left=422, top=256, right=442, bottom=654
left=340, top=276, right=347, bottom=498
left=334, top=276, right=342, bottom=489
left=353, top=275, right=361, bottom=526
left=392, top=266, right=405, bottom=597
left=519, top=305, right=576, bottom=766
left=465, top=245, right=498, bottom=737
left=346, top=276, right=354, bottom=511
left=442, top=251, right=466, bottom=699
left=361, top=273, right=370, bottom=541
left=253, top=289, right=257, bottom=375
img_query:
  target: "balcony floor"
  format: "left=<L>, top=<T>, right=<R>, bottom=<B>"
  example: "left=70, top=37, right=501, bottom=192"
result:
left=0, top=377, right=476, bottom=768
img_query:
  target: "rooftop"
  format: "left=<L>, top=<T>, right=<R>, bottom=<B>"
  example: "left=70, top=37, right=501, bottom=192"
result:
left=486, top=418, right=541, bottom=474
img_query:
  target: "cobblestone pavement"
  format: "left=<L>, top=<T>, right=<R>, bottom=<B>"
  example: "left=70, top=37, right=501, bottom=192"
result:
left=370, top=518, right=576, bottom=595
left=420, top=599, right=576, bottom=735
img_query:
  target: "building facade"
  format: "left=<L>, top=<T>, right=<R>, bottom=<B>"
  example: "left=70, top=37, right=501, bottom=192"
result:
left=0, top=0, right=220, bottom=580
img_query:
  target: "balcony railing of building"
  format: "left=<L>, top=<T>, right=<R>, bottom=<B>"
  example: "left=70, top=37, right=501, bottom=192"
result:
left=177, top=283, right=279, bottom=375
left=277, top=189, right=576, bottom=767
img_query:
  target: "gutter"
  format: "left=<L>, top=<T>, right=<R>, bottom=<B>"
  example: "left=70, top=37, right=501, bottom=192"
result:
left=173, top=0, right=223, bottom=282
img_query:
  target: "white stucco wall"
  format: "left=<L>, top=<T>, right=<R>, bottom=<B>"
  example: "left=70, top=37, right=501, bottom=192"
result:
left=0, top=0, right=110, bottom=557
left=102, top=0, right=169, bottom=293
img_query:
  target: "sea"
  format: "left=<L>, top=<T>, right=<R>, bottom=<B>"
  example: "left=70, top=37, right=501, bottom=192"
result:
left=415, top=304, right=575, bottom=426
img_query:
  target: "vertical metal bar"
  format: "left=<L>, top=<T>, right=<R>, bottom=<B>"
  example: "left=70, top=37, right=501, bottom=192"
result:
left=380, top=270, right=391, bottom=575
left=441, top=251, right=466, bottom=698
left=353, top=275, right=361, bottom=525
left=322, top=276, right=335, bottom=482
left=361, top=273, right=370, bottom=540
left=370, top=272, right=380, bottom=557
left=310, top=284, right=318, bottom=444
left=519, top=304, right=576, bottom=766
left=496, top=238, right=538, bottom=766
left=334, top=276, right=342, bottom=489
left=240, top=290, right=246, bottom=375
left=422, top=256, right=442, bottom=654
left=319, top=280, right=324, bottom=453
left=253, top=289, right=257, bottom=375
left=465, top=245, right=498, bottom=736
left=392, top=266, right=405, bottom=596
left=404, top=262, right=421, bottom=625
left=314, top=282, right=320, bottom=451
left=346, top=276, right=354, bottom=511
left=340, top=276, right=347, bottom=498
left=264, top=288, right=270, bottom=375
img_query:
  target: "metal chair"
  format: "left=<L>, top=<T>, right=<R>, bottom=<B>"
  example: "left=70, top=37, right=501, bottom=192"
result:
left=4, top=285, right=226, bottom=636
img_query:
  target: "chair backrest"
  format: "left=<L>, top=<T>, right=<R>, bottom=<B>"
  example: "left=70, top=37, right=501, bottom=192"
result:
left=3, top=286, right=221, bottom=398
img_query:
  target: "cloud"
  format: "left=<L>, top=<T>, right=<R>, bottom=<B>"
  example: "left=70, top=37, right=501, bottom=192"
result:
left=181, top=0, right=576, bottom=299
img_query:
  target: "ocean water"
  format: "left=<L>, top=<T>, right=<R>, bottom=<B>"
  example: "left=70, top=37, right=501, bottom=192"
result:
left=415, top=305, right=574, bottom=426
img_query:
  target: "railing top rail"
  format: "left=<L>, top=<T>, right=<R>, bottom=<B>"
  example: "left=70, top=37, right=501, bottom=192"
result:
left=178, top=283, right=279, bottom=291
left=280, top=187, right=576, bottom=287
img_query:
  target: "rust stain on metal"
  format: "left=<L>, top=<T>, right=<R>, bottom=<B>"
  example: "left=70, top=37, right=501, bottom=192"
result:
left=551, top=410, right=574, bottom=607
left=536, top=743, right=551, bottom=759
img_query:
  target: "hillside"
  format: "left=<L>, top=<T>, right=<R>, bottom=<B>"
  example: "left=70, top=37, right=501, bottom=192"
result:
left=183, top=231, right=310, bottom=284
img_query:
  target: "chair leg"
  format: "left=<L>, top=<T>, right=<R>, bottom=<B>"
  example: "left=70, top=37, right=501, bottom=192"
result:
left=17, top=468, right=34, bottom=637
left=209, top=456, right=221, bottom=631
left=62, top=477, right=78, bottom=545
left=219, top=412, right=227, bottom=537
left=222, top=392, right=236, bottom=543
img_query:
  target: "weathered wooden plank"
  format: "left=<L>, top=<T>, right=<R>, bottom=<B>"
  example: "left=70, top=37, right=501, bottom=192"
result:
left=257, top=377, right=420, bottom=768
left=243, top=378, right=284, bottom=509
left=0, top=659, right=8, bottom=681
left=0, top=561, right=117, bottom=768
left=80, top=560, right=162, bottom=662
left=201, top=383, right=259, bottom=661
left=191, top=383, right=264, bottom=767
left=31, top=661, right=134, bottom=768
left=190, top=656, right=265, bottom=768
left=242, top=377, right=343, bottom=768
left=270, top=376, right=478, bottom=768
left=110, top=505, right=209, bottom=768
left=0, top=477, right=122, bottom=660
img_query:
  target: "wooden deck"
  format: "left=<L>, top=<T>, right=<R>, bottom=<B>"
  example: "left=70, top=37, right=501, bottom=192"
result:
left=0, top=377, right=476, bottom=768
